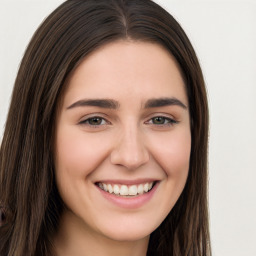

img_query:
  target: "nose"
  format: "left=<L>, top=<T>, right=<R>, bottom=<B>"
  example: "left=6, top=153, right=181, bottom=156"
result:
left=110, top=126, right=149, bottom=170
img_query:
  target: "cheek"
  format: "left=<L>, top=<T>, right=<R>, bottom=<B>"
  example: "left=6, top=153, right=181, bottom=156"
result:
left=153, top=130, right=191, bottom=213
left=149, top=128, right=191, bottom=177
left=54, top=126, right=114, bottom=213
left=55, top=126, right=111, bottom=178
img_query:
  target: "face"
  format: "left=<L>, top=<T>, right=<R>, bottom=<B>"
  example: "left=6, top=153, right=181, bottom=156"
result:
left=55, top=41, right=191, bottom=242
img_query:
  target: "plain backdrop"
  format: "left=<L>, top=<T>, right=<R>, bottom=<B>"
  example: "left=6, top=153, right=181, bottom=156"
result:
left=0, top=0, right=256, bottom=255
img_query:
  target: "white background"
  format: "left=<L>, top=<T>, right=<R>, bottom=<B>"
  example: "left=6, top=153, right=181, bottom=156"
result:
left=0, top=0, right=256, bottom=255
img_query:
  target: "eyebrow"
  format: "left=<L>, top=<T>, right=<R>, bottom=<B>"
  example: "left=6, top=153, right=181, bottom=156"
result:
left=144, top=97, right=187, bottom=109
left=67, top=97, right=187, bottom=110
left=67, top=99, right=120, bottom=110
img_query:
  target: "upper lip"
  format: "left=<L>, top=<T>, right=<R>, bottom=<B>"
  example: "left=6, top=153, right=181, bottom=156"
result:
left=95, top=179, right=159, bottom=185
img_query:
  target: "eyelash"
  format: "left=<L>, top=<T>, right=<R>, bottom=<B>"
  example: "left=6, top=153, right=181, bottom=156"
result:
left=78, top=115, right=178, bottom=128
left=145, top=116, right=178, bottom=126
left=79, top=116, right=109, bottom=127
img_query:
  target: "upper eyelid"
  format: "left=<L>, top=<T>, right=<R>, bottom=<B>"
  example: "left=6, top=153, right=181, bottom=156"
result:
left=77, top=113, right=178, bottom=124
left=145, top=113, right=177, bottom=121
left=79, top=113, right=110, bottom=122
left=147, top=116, right=173, bottom=121
left=82, top=117, right=109, bottom=123
left=145, top=116, right=177, bottom=124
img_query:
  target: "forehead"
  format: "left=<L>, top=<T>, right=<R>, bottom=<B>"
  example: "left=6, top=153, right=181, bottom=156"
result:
left=63, top=40, right=187, bottom=107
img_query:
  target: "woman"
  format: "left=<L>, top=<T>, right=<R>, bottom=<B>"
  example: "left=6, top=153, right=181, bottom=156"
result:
left=0, top=0, right=211, bottom=255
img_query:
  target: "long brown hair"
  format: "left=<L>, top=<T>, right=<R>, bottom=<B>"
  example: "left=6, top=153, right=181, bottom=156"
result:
left=0, top=0, right=211, bottom=255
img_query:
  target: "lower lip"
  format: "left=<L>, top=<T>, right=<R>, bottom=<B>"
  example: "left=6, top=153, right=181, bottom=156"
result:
left=95, top=182, right=159, bottom=209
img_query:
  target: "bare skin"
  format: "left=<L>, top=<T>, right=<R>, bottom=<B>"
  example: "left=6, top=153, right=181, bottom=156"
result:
left=54, top=40, right=191, bottom=256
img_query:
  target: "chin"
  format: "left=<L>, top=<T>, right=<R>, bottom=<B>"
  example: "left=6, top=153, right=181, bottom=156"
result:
left=95, top=215, right=162, bottom=242
left=101, top=227, right=152, bottom=242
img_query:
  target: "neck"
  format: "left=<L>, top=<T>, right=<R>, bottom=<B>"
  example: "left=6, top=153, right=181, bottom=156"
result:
left=53, top=210, right=149, bottom=256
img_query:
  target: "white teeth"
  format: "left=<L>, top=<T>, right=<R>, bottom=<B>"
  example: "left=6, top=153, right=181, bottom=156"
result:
left=129, top=185, right=137, bottom=196
left=113, top=184, right=119, bottom=195
left=120, top=185, right=129, bottom=196
left=107, top=184, right=113, bottom=193
left=103, top=183, right=108, bottom=192
left=137, top=184, right=144, bottom=194
left=97, top=182, right=155, bottom=196
left=144, top=183, right=149, bottom=192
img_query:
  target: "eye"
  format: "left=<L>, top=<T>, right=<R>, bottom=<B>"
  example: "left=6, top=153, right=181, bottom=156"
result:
left=146, top=116, right=178, bottom=126
left=79, top=116, right=108, bottom=126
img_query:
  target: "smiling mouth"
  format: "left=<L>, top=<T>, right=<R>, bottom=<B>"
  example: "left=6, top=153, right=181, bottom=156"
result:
left=95, top=181, right=157, bottom=197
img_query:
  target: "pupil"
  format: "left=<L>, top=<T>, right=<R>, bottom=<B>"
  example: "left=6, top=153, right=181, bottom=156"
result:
left=154, top=117, right=164, bottom=124
left=89, top=117, right=101, bottom=125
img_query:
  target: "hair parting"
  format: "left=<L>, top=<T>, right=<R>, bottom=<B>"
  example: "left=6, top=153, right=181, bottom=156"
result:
left=0, top=1, right=211, bottom=255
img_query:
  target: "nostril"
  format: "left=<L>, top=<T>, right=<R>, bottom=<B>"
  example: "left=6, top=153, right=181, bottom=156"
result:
left=110, top=131, right=149, bottom=169
left=110, top=146, right=149, bottom=170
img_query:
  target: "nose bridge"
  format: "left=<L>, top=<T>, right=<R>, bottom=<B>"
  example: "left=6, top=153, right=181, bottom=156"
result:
left=110, top=121, right=149, bottom=169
